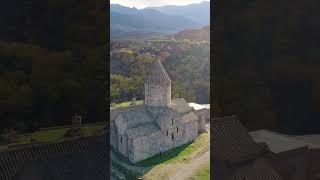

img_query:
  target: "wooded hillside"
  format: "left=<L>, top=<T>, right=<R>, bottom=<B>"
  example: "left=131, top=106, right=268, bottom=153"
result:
left=0, top=0, right=106, bottom=133
left=110, top=40, right=210, bottom=104
left=165, top=26, right=210, bottom=42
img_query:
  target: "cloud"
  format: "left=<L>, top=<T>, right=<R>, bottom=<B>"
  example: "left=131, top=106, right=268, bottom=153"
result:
left=110, top=0, right=209, bottom=9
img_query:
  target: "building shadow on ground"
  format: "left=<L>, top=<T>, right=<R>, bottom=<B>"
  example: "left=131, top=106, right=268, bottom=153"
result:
left=110, top=142, right=193, bottom=179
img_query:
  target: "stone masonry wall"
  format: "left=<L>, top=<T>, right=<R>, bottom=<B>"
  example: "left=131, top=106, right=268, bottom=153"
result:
left=131, top=132, right=161, bottom=163
left=110, top=122, right=118, bottom=150
left=144, top=83, right=171, bottom=107
left=194, top=109, right=207, bottom=133
left=160, top=118, right=186, bottom=152
left=185, top=121, right=199, bottom=143
left=117, top=133, right=128, bottom=157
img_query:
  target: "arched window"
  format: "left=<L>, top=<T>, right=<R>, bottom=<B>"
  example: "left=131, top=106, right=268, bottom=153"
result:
left=177, top=127, right=178, bottom=133
left=120, top=136, right=122, bottom=143
left=172, top=133, right=174, bottom=140
left=171, top=119, right=173, bottom=125
left=166, top=130, right=168, bottom=136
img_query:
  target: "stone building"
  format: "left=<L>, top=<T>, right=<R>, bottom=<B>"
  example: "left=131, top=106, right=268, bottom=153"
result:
left=213, top=115, right=320, bottom=180
left=188, top=102, right=210, bottom=133
left=110, top=57, right=206, bottom=163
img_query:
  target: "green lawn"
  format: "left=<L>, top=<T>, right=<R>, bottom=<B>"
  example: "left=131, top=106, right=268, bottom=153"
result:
left=1, top=123, right=106, bottom=149
left=195, top=161, right=210, bottom=180
left=82, top=124, right=106, bottom=136
left=112, top=100, right=143, bottom=108
left=137, top=132, right=209, bottom=167
left=31, top=128, right=69, bottom=142
left=30, top=123, right=105, bottom=142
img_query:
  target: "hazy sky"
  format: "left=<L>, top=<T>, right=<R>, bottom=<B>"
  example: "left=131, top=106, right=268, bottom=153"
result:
left=110, top=0, right=210, bottom=9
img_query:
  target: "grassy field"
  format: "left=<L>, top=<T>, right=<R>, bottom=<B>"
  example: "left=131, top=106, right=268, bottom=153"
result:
left=112, top=100, right=143, bottom=108
left=1, top=123, right=106, bottom=150
left=194, top=161, right=210, bottom=180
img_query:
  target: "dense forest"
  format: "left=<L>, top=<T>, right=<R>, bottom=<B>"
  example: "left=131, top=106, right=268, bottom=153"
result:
left=0, top=0, right=106, bottom=133
left=213, top=0, right=320, bottom=134
left=110, top=39, right=210, bottom=105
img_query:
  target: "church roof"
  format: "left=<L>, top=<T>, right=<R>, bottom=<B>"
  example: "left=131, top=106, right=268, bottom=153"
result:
left=126, top=122, right=161, bottom=138
left=212, top=115, right=264, bottom=162
left=182, top=112, right=199, bottom=124
left=144, top=99, right=194, bottom=122
left=291, top=134, right=320, bottom=149
left=119, top=107, right=154, bottom=129
left=110, top=105, right=141, bottom=121
left=0, top=135, right=106, bottom=180
left=212, top=115, right=283, bottom=180
left=230, top=157, right=283, bottom=180
left=249, top=129, right=309, bottom=153
left=169, top=98, right=193, bottom=114
left=145, top=58, right=171, bottom=85
left=18, top=135, right=107, bottom=180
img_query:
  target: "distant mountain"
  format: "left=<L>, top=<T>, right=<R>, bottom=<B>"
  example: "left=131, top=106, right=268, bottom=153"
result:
left=110, top=4, right=201, bottom=40
left=110, top=4, right=139, bottom=15
left=165, top=26, right=210, bottom=42
left=147, top=1, right=210, bottom=26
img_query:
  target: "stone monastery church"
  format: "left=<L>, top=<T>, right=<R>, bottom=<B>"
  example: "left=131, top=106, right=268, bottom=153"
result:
left=110, top=57, right=207, bottom=163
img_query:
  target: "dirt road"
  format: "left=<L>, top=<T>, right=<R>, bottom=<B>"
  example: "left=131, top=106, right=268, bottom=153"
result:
left=169, top=150, right=210, bottom=180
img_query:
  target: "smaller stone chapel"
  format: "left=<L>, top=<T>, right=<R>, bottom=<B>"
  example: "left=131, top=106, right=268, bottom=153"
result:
left=110, top=57, right=207, bottom=163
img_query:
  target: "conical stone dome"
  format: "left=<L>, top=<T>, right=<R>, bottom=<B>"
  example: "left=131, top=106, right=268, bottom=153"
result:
left=145, top=58, right=171, bottom=85
left=144, top=57, right=171, bottom=107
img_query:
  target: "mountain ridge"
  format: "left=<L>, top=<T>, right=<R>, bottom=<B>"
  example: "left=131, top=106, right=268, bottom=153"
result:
left=110, top=3, right=208, bottom=40
left=146, top=1, right=210, bottom=26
